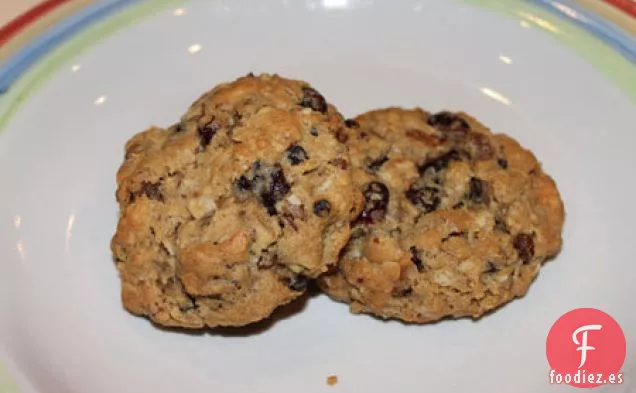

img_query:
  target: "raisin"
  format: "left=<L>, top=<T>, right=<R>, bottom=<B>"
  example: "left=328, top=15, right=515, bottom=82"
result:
left=427, top=111, right=470, bottom=135
left=468, top=177, right=489, bottom=204
left=141, top=181, right=163, bottom=201
left=270, top=167, right=291, bottom=198
left=484, top=261, right=498, bottom=273
left=513, top=233, right=535, bottom=264
left=410, top=246, right=424, bottom=272
left=262, top=194, right=278, bottom=216
left=405, top=185, right=440, bottom=213
left=313, top=200, right=331, bottom=217
left=235, top=176, right=252, bottom=191
left=286, top=144, right=309, bottom=165
left=286, top=275, right=309, bottom=292
left=235, top=163, right=290, bottom=215
left=310, top=127, right=319, bottom=136
left=357, top=181, right=390, bottom=224
left=367, top=155, right=388, bottom=171
left=198, top=121, right=220, bottom=148
left=497, top=158, right=508, bottom=169
left=299, top=87, right=327, bottom=113
left=344, top=119, right=359, bottom=128
left=418, top=150, right=460, bottom=175
left=261, top=166, right=291, bottom=215
left=335, top=128, right=348, bottom=143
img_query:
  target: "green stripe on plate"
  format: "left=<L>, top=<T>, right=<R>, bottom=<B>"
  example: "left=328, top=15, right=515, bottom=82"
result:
left=0, top=0, right=187, bottom=132
left=1, top=0, right=635, bottom=134
left=466, top=0, right=636, bottom=104
left=0, top=361, right=21, bottom=393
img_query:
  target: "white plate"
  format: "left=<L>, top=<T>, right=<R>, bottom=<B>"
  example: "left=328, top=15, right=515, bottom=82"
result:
left=1, top=1, right=635, bottom=392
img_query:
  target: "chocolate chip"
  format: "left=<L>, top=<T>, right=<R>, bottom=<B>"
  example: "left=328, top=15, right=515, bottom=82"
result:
left=286, top=275, right=309, bottom=292
left=497, top=158, right=508, bottom=169
left=299, top=87, right=327, bottom=113
left=367, top=155, right=388, bottom=172
left=357, top=181, right=390, bottom=224
left=410, top=246, right=424, bottom=272
left=198, top=121, right=220, bottom=148
left=141, top=181, right=163, bottom=201
left=427, top=111, right=470, bottom=135
left=313, top=199, right=331, bottom=217
left=310, top=127, right=319, bottom=136
left=286, top=144, right=309, bottom=165
left=405, top=185, right=441, bottom=213
left=513, top=233, right=535, bottom=264
left=468, top=177, right=489, bottom=204
left=344, top=119, right=359, bottom=128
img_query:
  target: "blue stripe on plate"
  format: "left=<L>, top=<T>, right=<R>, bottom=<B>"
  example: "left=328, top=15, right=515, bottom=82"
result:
left=0, top=0, right=634, bottom=96
left=0, top=0, right=141, bottom=94
left=531, top=0, right=636, bottom=64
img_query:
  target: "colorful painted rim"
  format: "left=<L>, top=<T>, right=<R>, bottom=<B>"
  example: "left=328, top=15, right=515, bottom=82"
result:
left=0, top=0, right=635, bottom=96
left=0, top=0, right=635, bottom=392
left=604, top=0, right=636, bottom=18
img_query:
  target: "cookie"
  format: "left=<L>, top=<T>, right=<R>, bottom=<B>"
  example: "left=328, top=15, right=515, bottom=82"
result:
left=319, top=108, right=564, bottom=323
left=111, top=74, right=361, bottom=328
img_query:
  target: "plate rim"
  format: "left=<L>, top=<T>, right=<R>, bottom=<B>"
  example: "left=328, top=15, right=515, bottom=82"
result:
left=0, top=1, right=635, bottom=392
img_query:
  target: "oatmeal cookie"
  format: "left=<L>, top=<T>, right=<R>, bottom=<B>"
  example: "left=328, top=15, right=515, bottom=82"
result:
left=111, top=74, right=361, bottom=328
left=319, top=108, right=564, bottom=322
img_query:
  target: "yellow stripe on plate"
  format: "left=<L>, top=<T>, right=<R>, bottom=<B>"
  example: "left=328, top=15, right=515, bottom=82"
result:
left=573, top=0, right=636, bottom=36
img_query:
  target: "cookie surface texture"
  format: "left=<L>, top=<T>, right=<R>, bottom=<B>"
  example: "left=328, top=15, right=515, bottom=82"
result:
left=319, top=108, right=564, bottom=323
left=111, top=74, right=361, bottom=328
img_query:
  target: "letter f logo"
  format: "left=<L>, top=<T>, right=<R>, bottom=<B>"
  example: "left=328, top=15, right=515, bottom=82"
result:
left=572, top=324, right=602, bottom=368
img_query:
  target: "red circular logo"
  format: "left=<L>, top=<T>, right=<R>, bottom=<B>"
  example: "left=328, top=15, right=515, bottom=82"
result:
left=546, top=308, right=626, bottom=388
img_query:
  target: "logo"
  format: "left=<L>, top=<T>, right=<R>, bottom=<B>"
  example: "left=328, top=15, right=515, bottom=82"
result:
left=546, top=308, right=626, bottom=388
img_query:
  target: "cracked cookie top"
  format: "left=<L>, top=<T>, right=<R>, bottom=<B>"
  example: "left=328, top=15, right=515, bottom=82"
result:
left=111, top=74, right=362, bottom=328
left=319, top=107, right=564, bottom=323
